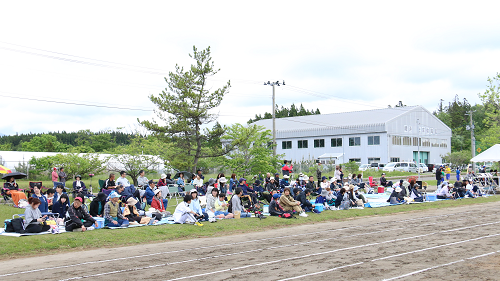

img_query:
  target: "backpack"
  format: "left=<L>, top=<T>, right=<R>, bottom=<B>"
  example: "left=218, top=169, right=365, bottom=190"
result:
left=6, top=218, right=25, bottom=233
left=279, top=212, right=296, bottom=219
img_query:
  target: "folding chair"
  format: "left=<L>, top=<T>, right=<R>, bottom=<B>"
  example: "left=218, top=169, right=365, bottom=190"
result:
left=168, top=185, right=181, bottom=205
left=98, top=179, right=106, bottom=192
left=28, top=182, right=43, bottom=196
left=2, top=183, right=12, bottom=203
left=184, top=184, right=195, bottom=192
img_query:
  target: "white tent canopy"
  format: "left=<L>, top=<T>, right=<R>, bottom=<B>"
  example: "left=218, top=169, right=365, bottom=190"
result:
left=470, top=144, right=500, bottom=162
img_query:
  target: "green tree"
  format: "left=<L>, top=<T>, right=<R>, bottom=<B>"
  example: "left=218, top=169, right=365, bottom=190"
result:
left=106, top=136, right=167, bottom=185
left=29, top=153, right=107, bottom=182
left=478, top=73, right=500, bottom=148
left=343, top=161, right=360, bottom=176
left=221, top=124, right=283, bottom=178
left=75, top=129, right=118, bottom=152
left=139, top=46, right=231, bottom=173
left=0, top=143, right=11, bottom=151
left=20, top=135, right=70, bottom=152
left=441, top=150, right=471, bottom=167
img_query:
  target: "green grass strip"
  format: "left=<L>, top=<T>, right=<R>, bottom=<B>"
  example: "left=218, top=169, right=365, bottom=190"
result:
left=0, top=195, right=499, bottom=260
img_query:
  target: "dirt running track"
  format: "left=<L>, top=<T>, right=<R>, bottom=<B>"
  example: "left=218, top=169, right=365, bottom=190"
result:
left=1, top=202, right=500, bottom=281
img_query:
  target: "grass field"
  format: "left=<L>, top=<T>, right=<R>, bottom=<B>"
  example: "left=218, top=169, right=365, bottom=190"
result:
left=1, top=195, right=499, bottom=260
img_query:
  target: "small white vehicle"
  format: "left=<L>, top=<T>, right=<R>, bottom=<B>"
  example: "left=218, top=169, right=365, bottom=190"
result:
left=359, top=164, right=370, bottom=171
left=383, top=162, right=418, bottom=173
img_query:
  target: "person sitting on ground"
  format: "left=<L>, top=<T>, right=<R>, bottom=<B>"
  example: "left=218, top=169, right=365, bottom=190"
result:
left=215, top=193, right=234, bottom=219
left=192, top=174, right=204, bottom=189
left=269, top=193, right=285, bottom=216
left=460, top=181, right=475, bottom=198
left=24, top=197, right=50, bottom=233
left=323, top=187, right=336, bottom=207
left=253, top=179, right=271, bottom=203
left=437, top=183, right=456, bottom=199
left=409, top=184, right=424, bottom=202
left=266, top=178, right=277, bottom=192
left=144, top=180, right=167, bottom=208
left=53, top=184, right=68, bottom=204
left=380, top=173, right=392, bottom=187
left=400, top=181, right=410, bottom=197
left=173, top=194, right=203, bottom=225
left=239, top=178, right=259, bottom=208
left=218, top=177, right=228, bottom=194
left=465, top=180, right=480, bottom=197
left=206, top=187, right=219, bottom=219
left=104, top=192, right=129, bottom=227
left=334, top=188, right=346, bottom=208
left=231, top=187, right=252, bottom=218
left=347, top=185, right=361, bottom=207
left=31, top=185, right=49, bottom=213
left=388, top=187, right=405, bottom=204
left=123, top=197, right=143, bottom=225
left=279, top=187, right=308, bottom=217
left=89, top=192, right=107, bottom=217
left=320, top=176, right=330, bottom=190
left=206, top=178, right=216, bottom=195
left=189, top=189, right=208, bottom=221
left=306, top=176, right=319, bottom=195
left=349, top=174, right=360, bottom=186
left=297, top=188, right=314, bottom=212
left=73, top=175, right=91, bottom=197
left=103, top=173, right=117, bottom=191
left=353, top=186, right=367, bottom=204
left=150, top=189, right=168, bottom=220
left=280, top=175, right=290, bottom=190
left=65, top=196, right=97, bottom=232
left=137, top=170, right=149, bottom=189
left=52, top=193, right=70, bottom=219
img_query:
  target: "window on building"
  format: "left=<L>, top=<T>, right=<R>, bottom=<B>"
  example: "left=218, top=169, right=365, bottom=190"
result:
left=412, top=137, right=420, bottom=146
left=368, top=157, right=381, bottom=164
left=368, top=136, right=380, bottom=145
left=314, top=139, right=325, bottom=148
left=297, top=140, right=308, bottom=149
left=403, top=136, right=411, bottom=146
left=282, top=141, right=292, bottom=150
left=349, top=158, right=361, bottom=163
left=390, top=157, right=400, bottom=162
left=392, top=136, right=402, bottom=145
left=349, top=137, right=360, bottom=146
left=331, top=138, right=342, bottom=147
left=422, top=138, right=430, bottom=147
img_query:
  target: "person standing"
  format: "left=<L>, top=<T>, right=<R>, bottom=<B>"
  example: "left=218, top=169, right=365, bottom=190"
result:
left=456, top=167, right=461, bottom=182
left=282, top=160, right=293, bottom=176
left=58, top=167, right=67, bottom=185
left=51, top=167, right=58, bottom=184
left=435, top=166, right=442, bottom=188
left=445, top=166, right=451, bottom=181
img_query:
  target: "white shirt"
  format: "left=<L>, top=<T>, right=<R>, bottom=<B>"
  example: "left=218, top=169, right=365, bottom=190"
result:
left=193, top=178, right=204, bottom=187
left=116, top=177, right=130, bottom=187
left=334, top=170, right=341, bottom=180
left=466, top=184, right=473, bottom=190
left=173, top=202, right=194, bottom=223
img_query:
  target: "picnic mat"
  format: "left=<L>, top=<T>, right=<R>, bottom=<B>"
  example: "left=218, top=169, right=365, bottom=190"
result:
left=0, top=226, right=67, bottom=237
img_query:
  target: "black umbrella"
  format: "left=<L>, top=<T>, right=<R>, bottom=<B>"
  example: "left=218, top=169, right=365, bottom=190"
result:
left=2, top=172, right=27, bottom=180
left=174, top=171, right=193, bottom=180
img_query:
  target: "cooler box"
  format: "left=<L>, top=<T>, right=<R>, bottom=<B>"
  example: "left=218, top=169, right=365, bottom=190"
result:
left=263, top=205, right=269, bottom=213
left=94, top=217, right=105, bottom=229
left=378, top=186, right=385, bottom=194
left=309, top=200, right=315, bottom=205
left=426, top=194, right=437, bottom=201
left=314, top=204, right=324, bottom=212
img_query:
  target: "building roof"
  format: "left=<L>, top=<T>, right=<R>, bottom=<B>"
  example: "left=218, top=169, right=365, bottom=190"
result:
left=254, top=106, right=418, bottom=132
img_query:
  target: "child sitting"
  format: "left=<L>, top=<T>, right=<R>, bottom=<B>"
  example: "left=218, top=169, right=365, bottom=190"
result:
left=214, top=193, right=234, bottom=219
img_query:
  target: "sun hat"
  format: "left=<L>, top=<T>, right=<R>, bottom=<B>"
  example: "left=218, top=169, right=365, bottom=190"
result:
left=108, top=192, right=120, bottom=199
left=349, top=184, right=355, bottom=190
left=395, top=187, right=402, bottom=192
left=322, top=176, right=327, bottom=181
left=402, top=181, right=410, bottom=187
left=75, top=175, right=82, bottom=179
left=208, top=178, right=216, bottom=185
left=74, top=197, right=83, bottom=203
left=239, top=178, right=246, bottom=183
left=219, top=177, right=227, bottom=183
left=154, top=189, right=161, bottom=196
left=53, top=167, right=57, bottom=170
left=270, top=177, right=275, bottom=181
left=448, top=183, right=454, bottom=188
left=127, top=197, right=138, bottom=206
left=283, top=175, right=289, bottom=179
left=161, top=173, right=167, bottom=179
left=353, top=186, right=359, bottom=192
left=273, top=193, right=281, bottom=199
left=190, top=189, right=197, bottom=194
left=299, top=173, right=304, bottom=177
left=382, top=173, right=386, bottom=175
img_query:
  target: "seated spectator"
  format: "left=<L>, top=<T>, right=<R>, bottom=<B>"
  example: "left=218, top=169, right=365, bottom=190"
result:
left=103, top=173, right=117, bottom=191
left=320, top=176, right=330, bottom=191
left=45, top=188, right=55, bottom=211
left=437, top=183, right=456, bottom=199
left=274, top=173, right=281, bottom=189
left=388, top=187, right=405, bottom=204
left=380, top=173, right=392, bottom=187
left=164, top=173, right=175, bottom=185
left=137, top=170, right=149, bottom=189
left=279, top=187, right=307, bottom=217
left=24, top=197, right=50, bottom=233
left=206, top=187, right=219, bottom=220
left=158, top=174, right=168, bottom=187
left=347, top=185, right=361, bottom=207
left=297, top=188, right=314, bottom=212
left=192, top=174, right=204, bottom=189
left=214, top=193, right=234, bottom=219
left=116, top=171, right=133, bottom=188
left=123, top=197, right=144, bottom=225
left=53, top=184, right=68, bottom=204
left=31, top=185, right=49, bottom=213
left=4, top=176, right=27, bottom=206
left=266, top=178, right=277, bottom=192
left=104, top=192, right=129, bottom=227
left=323, top=187, right=337, bottom=207
left=239, top=178, right=259, bottom=208
left=353, top=186, right=367, bottom=204
left=189, top=189, right=208, bottom=221
left=144, top=180, right=167, bottom=207
left=292, top=187, right=302, bottom=199
left=231, top=187, right=252, bottom=218
left=400, top=181, right=410, bottom=197
left=253, top=180, right=271, bottom=203
left=409, top=184, right=424, bottom=202
left=280, top=175, right=290, bottom=190
left=176, top=173, right=185, bottom=191
left=349, top=174, right=359, bottom=186
left=269, top=193, right=285, bottom=216
left=89, top=192, right=107, bottom=217
left=465, top=180, right=480, bottom=197
left=52, top=193, right=70, bottom=219
left=173, top=194, right=203, bottom=225
left=65, top=197, right=97, bottom=232
left=73, top=175, right=92, bottom=197
left=334, top=188, right=347, bottom=208
left=218, top=177, right=228, bottom=194
left=306, top=176, right=318, bottom=195
left=150, top=189, right=170, bottom=221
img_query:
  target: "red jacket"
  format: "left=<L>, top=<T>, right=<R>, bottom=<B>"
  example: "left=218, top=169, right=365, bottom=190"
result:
left=282, top=165, right=293, bottom=172
left=151, top=197, right=165, bottom=212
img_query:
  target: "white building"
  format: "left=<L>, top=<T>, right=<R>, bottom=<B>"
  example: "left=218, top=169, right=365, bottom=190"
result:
left=253, top=105, right=451, bottom=165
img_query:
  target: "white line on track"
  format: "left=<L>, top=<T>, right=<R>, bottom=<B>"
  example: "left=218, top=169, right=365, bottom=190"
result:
left=381, top=250, right=500, bottom=281
left=1, top=210, right=480, bottom=278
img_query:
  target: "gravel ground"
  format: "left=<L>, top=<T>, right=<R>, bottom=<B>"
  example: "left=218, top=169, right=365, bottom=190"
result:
left=1, top=201, right=499, bottom=281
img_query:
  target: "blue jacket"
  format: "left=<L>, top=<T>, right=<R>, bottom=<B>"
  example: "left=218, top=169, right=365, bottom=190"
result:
left=31, top=194, right=48, bottom=213
left=253, top=184, right=264, bottom=193
left=240, top=184, right=254, bottom=195
left=144, top=186, right=155, bottom=205
left=52, top=200, right=69, bottom=218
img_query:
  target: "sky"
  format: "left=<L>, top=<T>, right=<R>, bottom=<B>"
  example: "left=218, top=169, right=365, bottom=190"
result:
left=1, top=1, right=500, bottom=136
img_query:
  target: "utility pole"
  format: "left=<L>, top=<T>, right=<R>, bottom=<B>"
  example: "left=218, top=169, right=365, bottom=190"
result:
left=264, top=80, right=285, bottom=156
left=417, top=118, right=420, bottom=181
left=466, top=110, right=476, bottom=171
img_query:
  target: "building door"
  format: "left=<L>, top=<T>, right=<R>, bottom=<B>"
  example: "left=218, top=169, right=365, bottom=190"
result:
left=413, top=151, right=429, bottom=164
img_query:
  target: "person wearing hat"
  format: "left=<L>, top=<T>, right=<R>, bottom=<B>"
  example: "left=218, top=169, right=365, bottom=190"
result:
left=437, top=183, right=455, bottom=199
left=253, top=179, right=271, bottom=203
left=274, top=173, right=281, bottom=189
left=73, top=175, right=91, bottom=197
left=269, top=193, right=285, bottom=216
left=158, top=174, right=167, bottom=187
left=144, top=180, right=168, bottom=208
left=409, top=183, right=424, bottom=202
left=280, top=175, right=290, bottom=191
left=189, top=189, right=208, bottom=221
left=51, top=167, right=58, bottom=184
left=266, top=178, right=277, bottom=192
left=104, top=192, right=129, bottom=227
left=206, top=178, right=217, bottom=195
left=387, top=186, right=405, bottom=204
left=218, top=177, right=228, bottom=194
left=65, top=196, right=97, bottom=232
left=123, top=197, right=143, bottom=225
